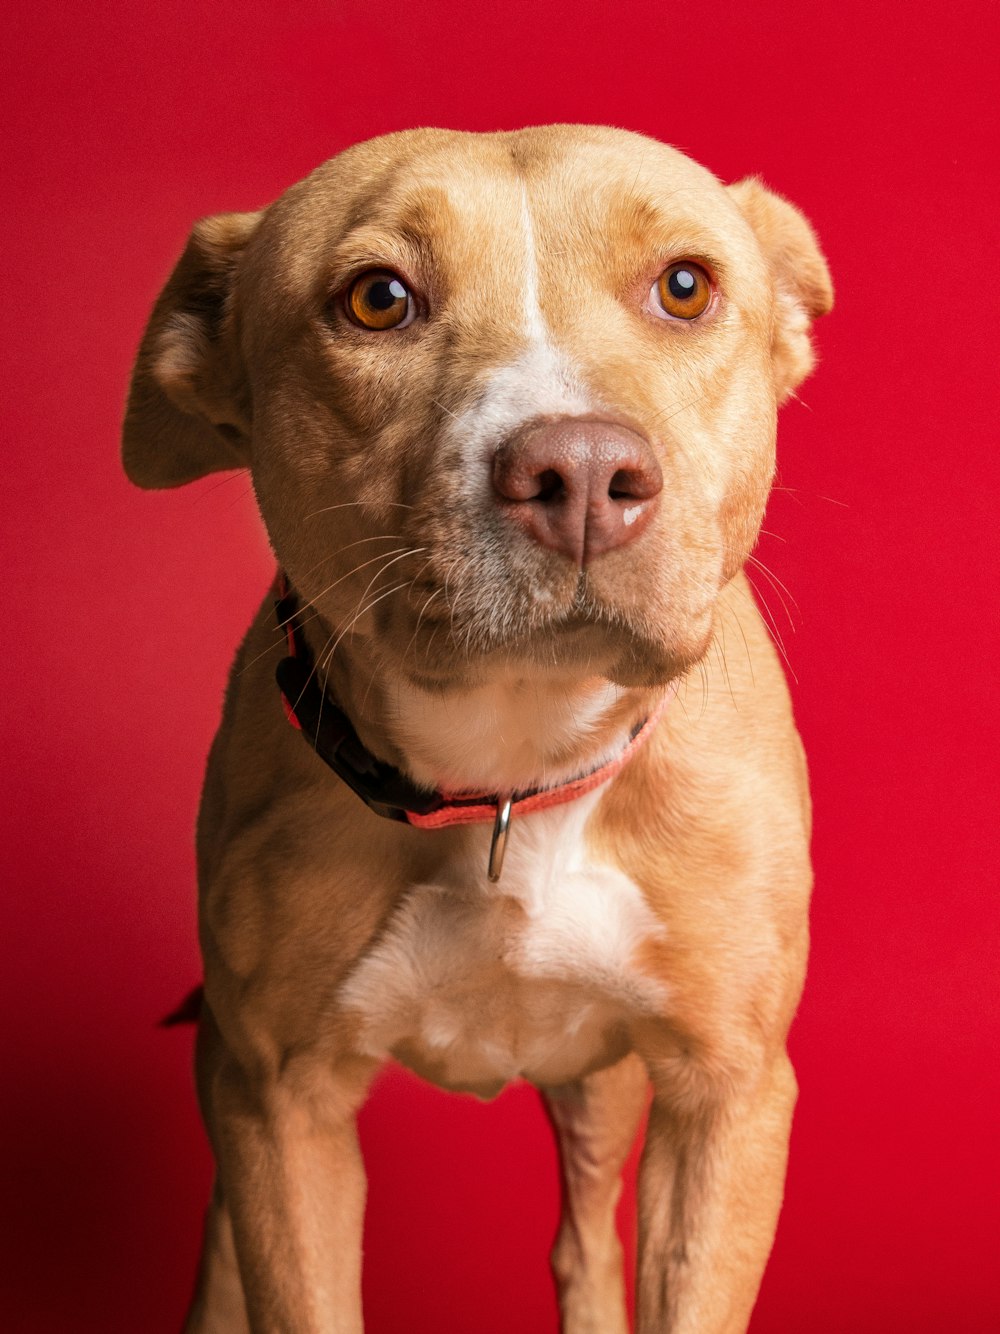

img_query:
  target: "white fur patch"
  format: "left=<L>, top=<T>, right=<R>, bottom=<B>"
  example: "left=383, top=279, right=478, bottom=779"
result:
left=441, top=186, right=595, bottom=492
left=389, top=669, right=627, bottom=795
left=519, top=187, right=546, bottom=343
left=338, top=789, right=666, bottom=1096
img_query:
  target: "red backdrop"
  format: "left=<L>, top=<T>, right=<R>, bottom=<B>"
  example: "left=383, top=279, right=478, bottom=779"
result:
left=3, top=1, right=998, bottom=1330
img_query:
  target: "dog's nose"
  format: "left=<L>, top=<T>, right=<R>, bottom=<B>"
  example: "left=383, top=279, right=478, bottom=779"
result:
left=492, top=418, right=662, bottom=568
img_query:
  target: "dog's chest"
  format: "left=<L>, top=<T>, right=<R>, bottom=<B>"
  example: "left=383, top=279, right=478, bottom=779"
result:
left=338, top=799, right=666, bottom=1097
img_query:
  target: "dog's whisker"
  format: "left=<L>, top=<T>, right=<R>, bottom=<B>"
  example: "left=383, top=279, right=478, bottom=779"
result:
left=401, top=581, right=443, bottom=672
left=430, top=397, right=460, bottom=421
left=360, top=549, right=433, bottom=710
left=373, top=552, right=437, bottom=683
left=224, top=483, right=258, bottom=512
left=238, top=623, right=298, bottom=677
left=647, top=392, right=706, bottom=431
left=301, top=501, right=414, bottom=522
left=354, top=548, right=428, bottom=615
left=720, top=601, right=756, bottom=687
left=237, top=600, right=336, bottom=679
left=441, top=555, right=465, bottom=652
left=319, top=581, right=413, bottom=670
left=290, top=547, right=420, bottom=624
left=284, top=622, right=338, bottom=725
left=712, top=614, right=738, bottom=710
left=746, top=555, right=799, bottom=631
left=293, top=538, right=407, bottom=596
left=695, top=656, right=710, bottom=719
left=745, top=571, right=798, bottom=684
left=191, top=470, right=252, bottom=504
left=749, top=581, right=789, bottom=661
left=236, top=541, right=416, bottom=683
left=295, top=533, right=408, bottom=583
left=360, top=659, right=382, bottom=716
left=234, top=538, right=415, bottom=678
left=317, top=549, right=426, bottom=688
left=422, top=621, right=441, bottom=667
left=771, top=484, right=849, bottom=509
left=674, top=667, right=694, bottom=719
left=342, top=550, right=428, bottom=656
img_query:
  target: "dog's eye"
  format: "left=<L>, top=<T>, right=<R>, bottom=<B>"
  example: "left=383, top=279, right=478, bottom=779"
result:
left=651, top=261, right=713, bottom=321
left=346, top=270, right=414, bottom=330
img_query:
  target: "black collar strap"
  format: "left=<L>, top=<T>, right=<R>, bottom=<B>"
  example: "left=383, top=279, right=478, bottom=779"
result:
left=274, top=581, right=442, bottom=823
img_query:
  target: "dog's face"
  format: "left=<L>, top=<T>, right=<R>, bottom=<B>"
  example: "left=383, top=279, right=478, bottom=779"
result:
left=124, top=126, right=830, bottom=693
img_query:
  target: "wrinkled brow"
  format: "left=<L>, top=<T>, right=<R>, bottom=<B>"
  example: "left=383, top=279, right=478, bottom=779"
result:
left=607, top=188, right=729, bottom=255
left=322, top=229, right=431, bottom=290
left=325, top=186, right=474, bottom=282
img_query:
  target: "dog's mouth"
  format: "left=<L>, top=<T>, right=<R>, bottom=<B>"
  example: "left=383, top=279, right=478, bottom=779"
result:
left=386, top=576, right=709, bottom=691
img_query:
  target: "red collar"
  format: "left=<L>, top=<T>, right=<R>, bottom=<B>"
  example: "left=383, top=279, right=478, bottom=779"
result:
left=273, top=574, right=666, bottom=879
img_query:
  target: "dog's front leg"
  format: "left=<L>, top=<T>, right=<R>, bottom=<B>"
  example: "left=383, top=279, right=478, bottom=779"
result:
left=196, top=1011, right=377, bottom=1334
left=185, top=1179, right=250, bottom=1333
left=636, top=1051, right=797, bottom=1334
left=542, top=1052, right=650, bottom=1334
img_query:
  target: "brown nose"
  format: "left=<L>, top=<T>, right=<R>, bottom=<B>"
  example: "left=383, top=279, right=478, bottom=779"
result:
left=492, top=418, right=662, bottom=568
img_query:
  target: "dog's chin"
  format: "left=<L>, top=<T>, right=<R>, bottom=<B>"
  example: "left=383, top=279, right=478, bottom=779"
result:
left=603, top=643, right=698, bottom=689
left=394, top=608, right=708, bottom=694
left=600, top=624, right=712, bottom=689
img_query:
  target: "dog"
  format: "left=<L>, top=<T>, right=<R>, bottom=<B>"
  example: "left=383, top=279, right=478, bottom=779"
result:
left=123, top=125, right=832, bottom=1333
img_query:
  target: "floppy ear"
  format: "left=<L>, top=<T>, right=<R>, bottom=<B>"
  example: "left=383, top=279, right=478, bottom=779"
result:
left=728, top=178, right=833, bottom=401
left=122, top=210, right=261, bottom=488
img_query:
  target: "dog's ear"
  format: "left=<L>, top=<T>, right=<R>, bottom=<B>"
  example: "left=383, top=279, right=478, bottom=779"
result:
left=728, top=178, right=833, bottom=401
left=122, top=211, right=261, bottom=488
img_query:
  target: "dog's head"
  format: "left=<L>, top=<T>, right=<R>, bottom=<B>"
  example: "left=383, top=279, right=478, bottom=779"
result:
left=124, top=126, right=830, bottom=703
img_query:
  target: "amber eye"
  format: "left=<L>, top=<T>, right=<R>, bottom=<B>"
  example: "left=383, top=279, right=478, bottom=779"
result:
left=346, top=270, right=414, bottom=330
left=653, top=261, right=713, bottom=320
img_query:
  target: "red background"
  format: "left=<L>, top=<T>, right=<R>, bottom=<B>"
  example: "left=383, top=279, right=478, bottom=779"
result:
left=3, top=1, right=998, bottom=1330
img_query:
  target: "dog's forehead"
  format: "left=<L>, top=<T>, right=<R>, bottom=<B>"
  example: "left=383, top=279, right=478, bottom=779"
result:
left=258, top=127, right=755, bottom=295
left=303, top=124, right=724, bottom=210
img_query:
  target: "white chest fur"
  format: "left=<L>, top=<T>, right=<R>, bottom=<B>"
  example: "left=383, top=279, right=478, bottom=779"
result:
left=338, top=790, right=666, bottom=1097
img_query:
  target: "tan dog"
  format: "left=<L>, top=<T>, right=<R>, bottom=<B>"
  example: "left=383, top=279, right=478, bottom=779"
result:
left=124, top=125, right=831, bottom=1333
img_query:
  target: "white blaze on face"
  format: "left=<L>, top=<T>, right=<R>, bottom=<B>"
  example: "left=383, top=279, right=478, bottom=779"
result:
left=446, top=185, right=595, bottom=488
left=519, top=185, right=546, bottom=343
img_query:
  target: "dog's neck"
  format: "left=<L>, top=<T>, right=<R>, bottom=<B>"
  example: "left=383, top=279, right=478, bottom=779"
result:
left=299, top=608, right=652, bottom=799
left=380, top=667, right=645, bottom=796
